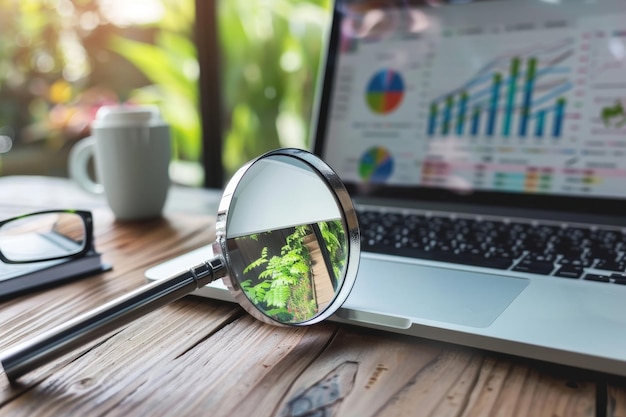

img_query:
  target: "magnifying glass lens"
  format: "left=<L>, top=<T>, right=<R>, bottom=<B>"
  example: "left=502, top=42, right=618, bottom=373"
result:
left=216, top=151, right=358, bottom=326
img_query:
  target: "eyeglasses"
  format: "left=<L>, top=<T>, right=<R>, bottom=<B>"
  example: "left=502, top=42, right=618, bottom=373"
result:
left=0, top=210, right=93, bottom=264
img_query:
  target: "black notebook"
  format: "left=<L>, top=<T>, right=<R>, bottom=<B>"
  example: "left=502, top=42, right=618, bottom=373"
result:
left=0, top=251, right=110, bottom=299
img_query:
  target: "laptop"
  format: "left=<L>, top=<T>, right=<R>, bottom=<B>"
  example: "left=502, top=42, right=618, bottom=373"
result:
left=147, top=0, right=626, bottom=376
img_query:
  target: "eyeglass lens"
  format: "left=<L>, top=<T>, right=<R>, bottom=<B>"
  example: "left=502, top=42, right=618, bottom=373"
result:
left=0, top=212, right=87, bottom=262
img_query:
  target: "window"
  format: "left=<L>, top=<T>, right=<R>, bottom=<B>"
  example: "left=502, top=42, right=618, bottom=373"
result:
left=213, top=0, right=331, bottom=181
left=0, top=0, right=330, bottom=187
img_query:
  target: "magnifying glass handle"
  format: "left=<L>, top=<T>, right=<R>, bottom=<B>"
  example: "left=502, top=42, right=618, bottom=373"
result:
left=1, top=257, right=226, bottom=384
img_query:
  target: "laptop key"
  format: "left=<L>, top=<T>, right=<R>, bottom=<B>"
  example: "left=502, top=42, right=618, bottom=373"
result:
left=555, top=265, right=584, bottom=279
left=446, top=253, right=514, bottom=269
left=558, top=257, right=594, bottom=267
left=512, top=257, right=555, bottom=275
left=609, top=274, right=626, bottom=285
left=595, top=259, right=626, bottom=272
left=584, top=274, right=611, bottom=283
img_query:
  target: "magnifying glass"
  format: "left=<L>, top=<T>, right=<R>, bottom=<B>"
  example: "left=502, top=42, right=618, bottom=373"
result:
left=0, top=148, right=360, bottom=384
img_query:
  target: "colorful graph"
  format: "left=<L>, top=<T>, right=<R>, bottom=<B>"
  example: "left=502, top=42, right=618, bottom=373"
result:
left=359, top=147, right=394, bottom=183
left=366, top=69, right=405, bottom=114
left=427, top=38, right=574, bottom=139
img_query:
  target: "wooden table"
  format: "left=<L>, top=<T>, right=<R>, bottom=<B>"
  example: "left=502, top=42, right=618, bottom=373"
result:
left=1, top=176, right=626, bottom=417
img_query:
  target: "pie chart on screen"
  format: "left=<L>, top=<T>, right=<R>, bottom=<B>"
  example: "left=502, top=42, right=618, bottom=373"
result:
left=366, top=69, right=405, bottom=114
left=359, top=147, right=394, bottom=183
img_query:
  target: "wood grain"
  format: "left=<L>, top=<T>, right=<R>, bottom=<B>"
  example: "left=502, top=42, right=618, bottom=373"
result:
left=269, top=328, right=596, bottom=417
left=608, top=382, right=626, bottom=417
left=0, top=209, right=221, bottom=409
left=0, top=182, right=623, bottom=416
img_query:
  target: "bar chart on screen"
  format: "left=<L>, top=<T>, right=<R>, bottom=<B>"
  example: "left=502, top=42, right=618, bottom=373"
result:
left=321, top=4, right=626, bottom=198
left=424, top=36, right=578, bottom=143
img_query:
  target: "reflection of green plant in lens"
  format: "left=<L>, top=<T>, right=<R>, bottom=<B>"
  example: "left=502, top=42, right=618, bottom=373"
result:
left=318, top=220, right=347, bottom=283
left=241, top=225, right=315, bottom=322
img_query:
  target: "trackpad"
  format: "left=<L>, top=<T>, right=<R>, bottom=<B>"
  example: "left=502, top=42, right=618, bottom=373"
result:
left=341, top=257, right=529, bottom=328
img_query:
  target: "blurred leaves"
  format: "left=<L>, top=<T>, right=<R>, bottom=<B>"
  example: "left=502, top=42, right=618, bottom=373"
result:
left=0, top=0, right=330, bottom=183
left=110, top=32, right=201, bottom=163
left=218, top=0, right=331, bottom=177
left=107, top=0, right=331, bottom=181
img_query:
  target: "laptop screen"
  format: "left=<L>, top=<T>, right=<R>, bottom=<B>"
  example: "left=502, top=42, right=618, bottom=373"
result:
left=313, top=0, right=626, bottom=215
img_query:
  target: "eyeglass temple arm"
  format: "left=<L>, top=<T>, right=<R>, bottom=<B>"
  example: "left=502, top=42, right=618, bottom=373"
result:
left=0, top=256, right=227, bottom=384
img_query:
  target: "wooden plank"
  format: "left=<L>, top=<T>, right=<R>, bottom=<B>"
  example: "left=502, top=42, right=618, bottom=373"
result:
left=607, top=383, right=626, bottom=417
left=270, top=328, right=597, bottom=417
left=456, top=359, right=596, bottom=417
left=0, top=210, right=221, bottom=408
left=0, top=302, right=599, bottom=416
left=272, top=328, right=445, bottom=417
left=0, top=298, right=243, bottom=414
left=0, top=200, right=614, bottom=416
left=1, top=313, right=338, bottom=416
left=0, top=211, right=217, bottom=348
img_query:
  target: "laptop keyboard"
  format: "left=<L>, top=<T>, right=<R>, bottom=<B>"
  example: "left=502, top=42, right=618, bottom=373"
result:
left=358, top=209, right=626, bottom=284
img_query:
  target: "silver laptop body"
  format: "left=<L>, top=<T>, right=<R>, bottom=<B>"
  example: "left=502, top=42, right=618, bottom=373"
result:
left=148, top=0, right=626, bottom=376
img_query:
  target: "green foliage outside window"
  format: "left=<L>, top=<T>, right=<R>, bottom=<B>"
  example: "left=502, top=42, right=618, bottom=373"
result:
left=109, top=0, right=202, bottom=181
left=111, top=0, right=332, bottom=181
left=218, top=0, right=331, bottom=178
left=318, top=219, right=347, bottom=282
left=0, top=0, right=200, bottom=181
left=0, top=0, right=331, bottom=185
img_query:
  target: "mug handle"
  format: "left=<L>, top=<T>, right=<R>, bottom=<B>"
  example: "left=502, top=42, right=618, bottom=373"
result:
left=69, top=136, right=104, bottom=195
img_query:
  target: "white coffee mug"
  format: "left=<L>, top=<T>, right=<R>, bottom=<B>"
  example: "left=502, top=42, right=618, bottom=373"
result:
left=69, top=105, right=171, bottom=220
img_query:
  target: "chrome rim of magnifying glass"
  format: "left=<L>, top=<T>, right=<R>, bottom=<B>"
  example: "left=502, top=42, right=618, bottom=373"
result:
left=212, top=148, right=360, bottom=327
